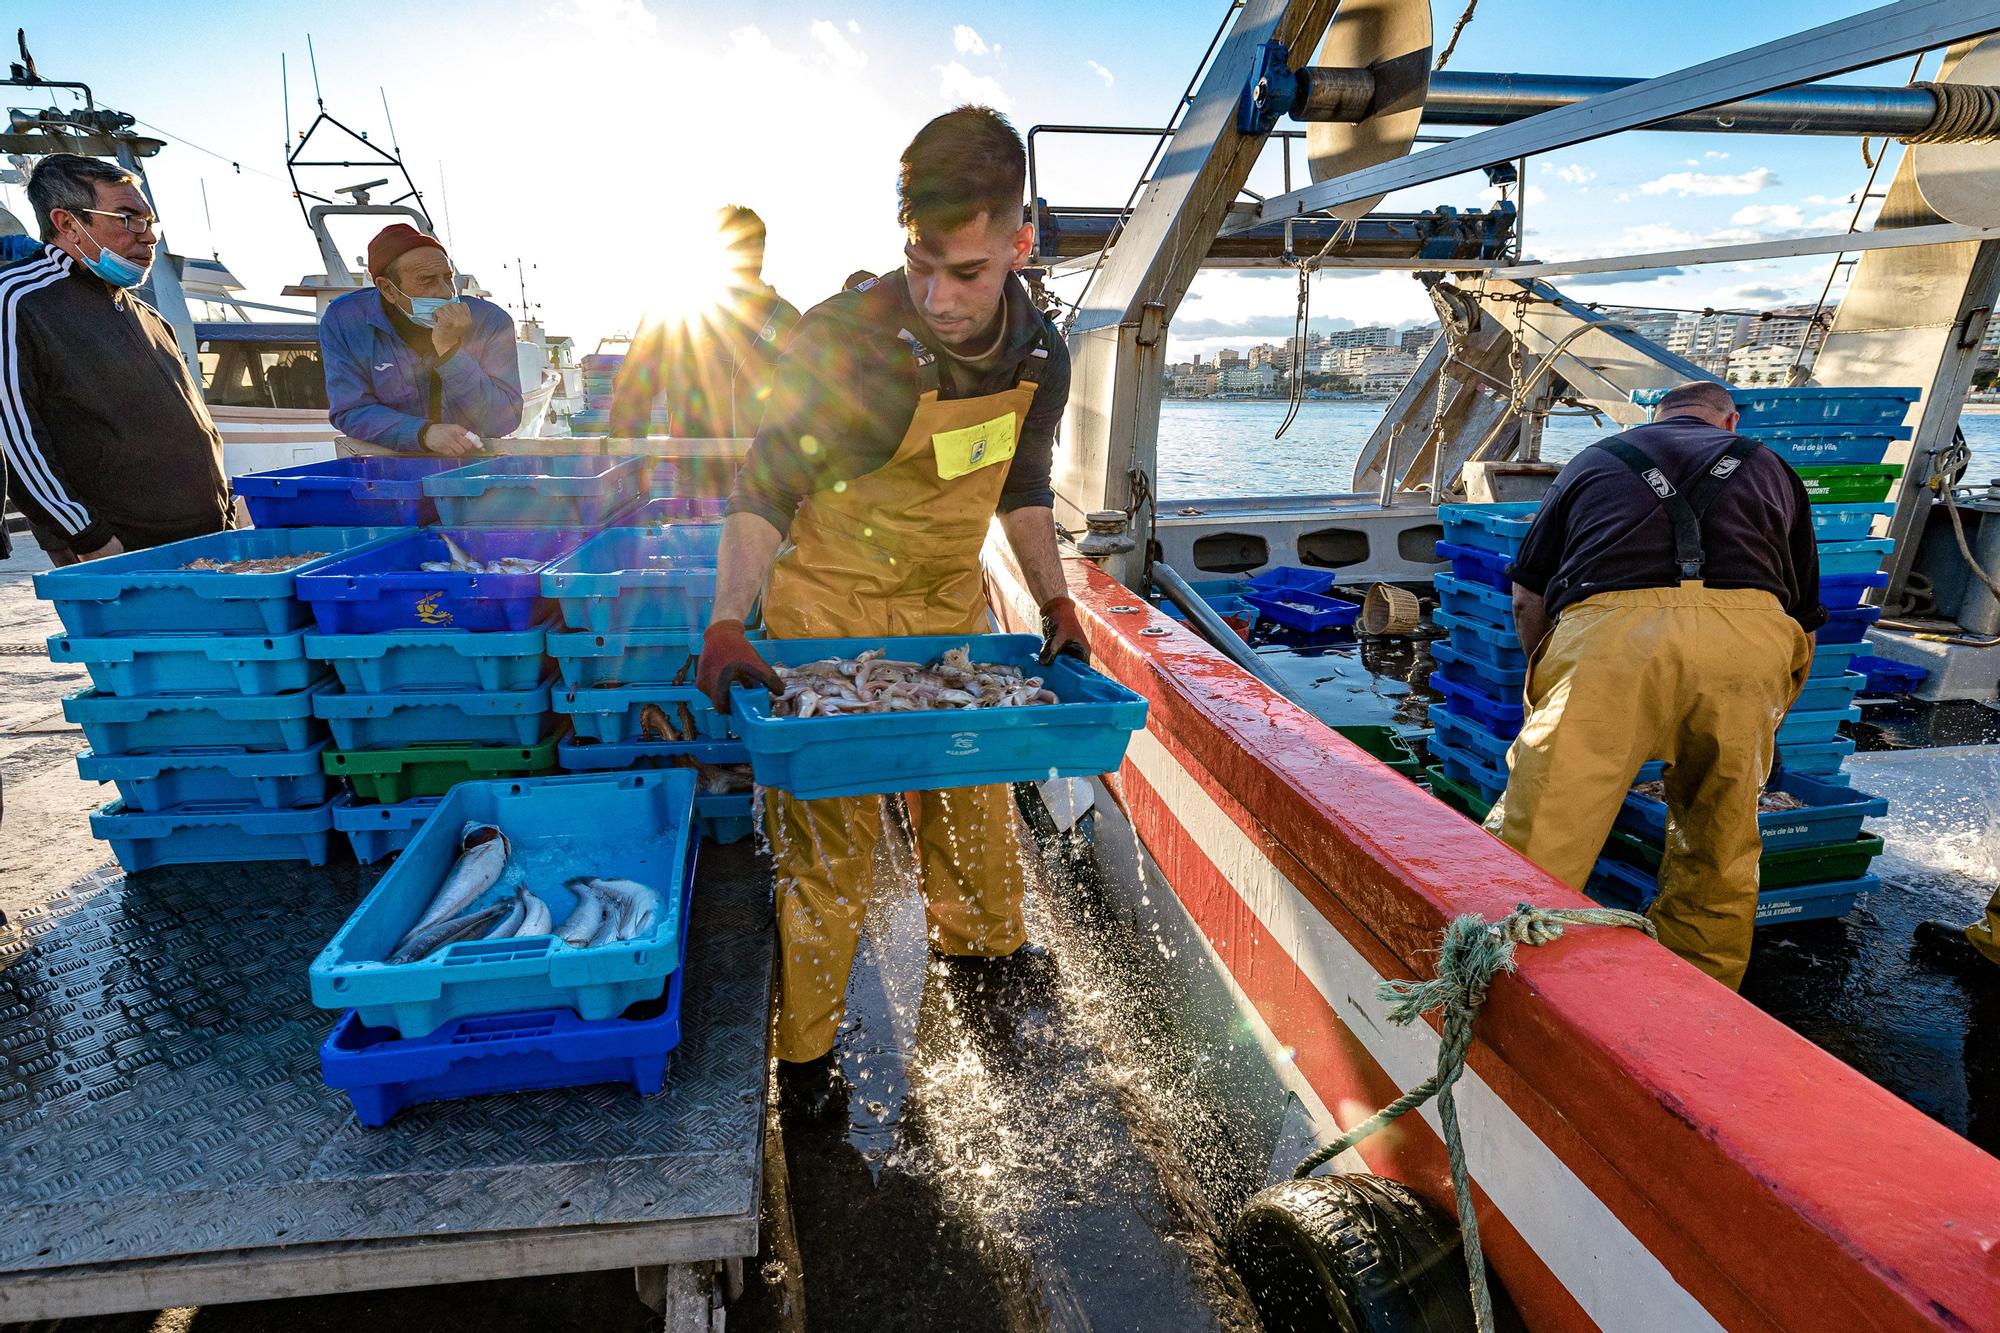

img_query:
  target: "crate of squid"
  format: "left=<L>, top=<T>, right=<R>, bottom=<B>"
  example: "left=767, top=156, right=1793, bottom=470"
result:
left=729, top=634, right=1147, bottom=800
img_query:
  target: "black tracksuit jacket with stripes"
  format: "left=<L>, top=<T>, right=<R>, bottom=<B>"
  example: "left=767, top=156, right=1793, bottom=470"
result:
left=0, top=243, right=230, bottom=556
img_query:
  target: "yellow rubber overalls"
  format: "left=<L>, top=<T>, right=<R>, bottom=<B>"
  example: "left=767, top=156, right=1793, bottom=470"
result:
left=1486, top=436, right=1812, bottom=990
left=760, top=329, right=1040, bottom=1062
left=1965, top=890, right=2000, bottom=967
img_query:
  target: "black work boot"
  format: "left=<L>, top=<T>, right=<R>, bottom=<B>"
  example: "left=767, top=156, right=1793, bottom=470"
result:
left=775, top=1052, right=850, bottom=1126
left=1914, top=920, right=2000, bottom=990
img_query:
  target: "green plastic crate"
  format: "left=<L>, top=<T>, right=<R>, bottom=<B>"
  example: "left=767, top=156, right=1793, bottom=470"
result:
left=1425, top=764, right=1494, bottom=821
left=1603, top=826, right=1883, bottom=889
left=1795, top=464, right=1903, bottom=504
left=1332, top=724, right=1423, bottom=779
left=326, top=733, right=562, bottom=803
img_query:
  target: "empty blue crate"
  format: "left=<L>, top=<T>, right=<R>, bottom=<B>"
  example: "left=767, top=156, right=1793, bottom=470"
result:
left=1432, top=608, right=1527, bottom=671
left=732, top=634, right=1148, bottom=800
left=1434, top=541, right=1511, bottom=592
left=1246, top=566, right=1336, bottom=596
left=1790, top=671, right=1867, bottom=715
left=1437, top=502, right=1538, bottom=556
left=1808, top=638, right=1869, bottom=679
left=548, top=628, right=701, bottom=689
left=696, top=793, right=754, bottom=844
left=1240, top=589, right=1359, bottom=634
left=1817, top=538, right=1894, bottom=577
left=541, top=526, right=722, bottom=633
left=1428, top=740, right=1509, bottom=802
left=1776, top=737, right=1857, bottom=780
left=620, top=496, right=728, bottom=524
left=555, top=684, right=730, bottom=744
left=425, top=455, right=644, bottom=527
left=1433, top=573, right=1513, bottom=632
left=36, top=528, right=398, bottom=637
left=1819, top=605, right=1882, bottom=644
left=1428, top=672, right=1523, bottom=738
left=235, top=455, right=462, bottom=527
left=1428, top=706, right=1513, bottom=769
left=1619, top=769, right=1884, bottom=851
left=48, top=629, right=321, bottom=697
left=559, top=735, right=748, bottom=772
left=1430, top=639, right=1527, bottom=697
left=309, top=769, right=698, bottom=1037
left=1588, top=857, right=1873, bottom=926
left=306, top=624, right=550, bottom=693
left=314, top=679, right=556, bottom=750
left=1738, top=427, right=1905, bottom=466
left=1810, top=504, right=1892, bottom=543
left=92, top=797, right=338, bottom=871
left=78, top=742, right=332, bottom=812
left=332, top=793, right=444, bottom=865
left=1631, top=386, right=1918, bottom=428
left=64, top=681, right=330, bottom=755
left=1852, top=655, right=1928, bottom=694
left=1819, top=571, right=1889, bottom=612
left=1776, top=704, right=1859, bottom=747
left=297, top=528, right=589, bottom=633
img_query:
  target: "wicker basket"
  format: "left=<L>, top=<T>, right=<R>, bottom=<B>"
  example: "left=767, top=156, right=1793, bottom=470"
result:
left=1360, top=583, right=1422, bottom=636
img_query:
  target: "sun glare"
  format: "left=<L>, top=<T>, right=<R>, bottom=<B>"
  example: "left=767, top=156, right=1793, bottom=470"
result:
left=647, top=212, right=748, bottom=329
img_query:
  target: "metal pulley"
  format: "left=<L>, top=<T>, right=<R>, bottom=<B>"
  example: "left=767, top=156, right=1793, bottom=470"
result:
left=1912, top=37, right=2000, bottom=228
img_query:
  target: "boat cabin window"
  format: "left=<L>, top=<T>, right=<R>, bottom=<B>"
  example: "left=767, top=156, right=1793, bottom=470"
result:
left=199, top=340, right=329, bottom=411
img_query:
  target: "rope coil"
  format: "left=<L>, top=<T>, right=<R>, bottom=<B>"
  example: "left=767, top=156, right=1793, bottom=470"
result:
left=1294, top=903, right=1657, bottom=1333
left=1901, top=80, right=2000, bottom=145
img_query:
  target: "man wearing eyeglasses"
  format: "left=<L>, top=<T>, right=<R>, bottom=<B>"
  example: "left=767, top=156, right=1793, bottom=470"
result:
left=319, top=223, right=523, bottom=456
left=0, top=154, right=231, bottom=563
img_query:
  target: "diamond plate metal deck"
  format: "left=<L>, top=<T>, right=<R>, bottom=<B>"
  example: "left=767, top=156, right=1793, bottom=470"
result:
left=0, top=840, right=772, bottom=1278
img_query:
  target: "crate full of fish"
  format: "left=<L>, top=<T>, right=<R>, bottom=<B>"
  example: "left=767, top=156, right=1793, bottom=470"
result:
left=1239, top=589, right=1359, bottom=635
left=730, top=634, right=1148, bottom=800
left=314, top=679, right=556, bottom=750
left=77, top=742, right=333, bottom=813
left=235, top=455, right=464, bottom=528
left=35, top=527, right=400, bottom=637
left=540, top=526, right=723, bottom=633
left=423, top=455, right=645, bottom=527
left=326, top=733, right=563, bottom=803
left=63, top=681, right=330, bottom=756
left=296, top=528, right=590, bottom=634
left=309, top=769, right=697, bottom=1037
left=1617, top=770, right=1885, bottom=852
left=1603, top=824, right=1882, bottom=891
left=332, top=793, right=444, bottom=865
left=47, top=628, right=322, bottom=697
left=1588, top=856, right=1875, bottom=926
left=553, top=684, right=730, bottom=744
left=305, top=623, right=550, bottom=694
left=547, top=628, right=700, bottom=689
left=91, top=796, right=338, bottom=872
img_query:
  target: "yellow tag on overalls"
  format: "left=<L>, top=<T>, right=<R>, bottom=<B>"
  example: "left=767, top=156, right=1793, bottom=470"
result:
left=931, top=412, right=1018, bottom=481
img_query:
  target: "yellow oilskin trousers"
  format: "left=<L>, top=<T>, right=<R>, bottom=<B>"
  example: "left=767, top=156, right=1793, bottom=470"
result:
left=1964, top=888, right=2000, bottom=966
left=1485, top=585, right=1811, bottom=989
left=761, top=371, right=1041, bottom=1063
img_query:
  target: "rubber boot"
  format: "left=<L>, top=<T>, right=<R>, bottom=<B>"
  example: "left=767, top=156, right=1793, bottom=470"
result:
left=775, top=1051, right=850, bottom=1128
left=1914, top=920, right=2000, bottom=990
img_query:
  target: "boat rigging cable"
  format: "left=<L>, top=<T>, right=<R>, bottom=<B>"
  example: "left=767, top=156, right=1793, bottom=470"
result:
left=1289, top=903, right=1656, bottom=1333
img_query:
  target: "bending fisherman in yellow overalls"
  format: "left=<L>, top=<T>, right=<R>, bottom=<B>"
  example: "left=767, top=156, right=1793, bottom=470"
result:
left=696, top=107, right=1087, bottom=1109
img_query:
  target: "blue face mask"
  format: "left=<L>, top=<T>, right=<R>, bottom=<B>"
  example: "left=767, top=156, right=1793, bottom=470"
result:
left=78, top=229, right=148, bottom=289
left=405, top=295, right=459, bottom=327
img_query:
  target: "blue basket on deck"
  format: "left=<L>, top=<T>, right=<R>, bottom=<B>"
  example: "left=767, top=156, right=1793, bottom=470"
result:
left=425, top=455, right=644, bottom=527
left=314, top=679, right=556, bottom=750
left=1817, top=538, right=1894, bottom=577
left=305, top=624, right=550, bottom=693
left=77, top=742, right=332, bottom=812
left=1790, top=671, right=1867, bottom=715
left=1430, top=638, right=1527, bottom=696
left=64, top=682, right=329, bottom=756
left=1737, top=427, right=1905, bottom=466
left=1432, top=573, right=1513, bottom=632
left=555, top=737, right=753, bottom=842
left=1427, top=739, right=1509, bottom=802
left=547, top=628, right=701, bottom=689
left=1810, top=504, right=1892, bottom=543
left=1808, top=637, right=1870, bottom=678
left=1437, top=502, right=1538, bottom=555
left=1775, top=704, right=1859, bottom=746
left=1246, top=566, right=1336, bottom=596
left=1631, top=386, right=1918, bottom=428
left=297, top=528, right=590, bottom=633
left=1618, top=769, right=1883, bottom=851
left=332, top=793, right=445, bottom=865
left=1434, top=541, right=1511, bottom=592
left=731, top=634, right=1147, bottom=800
left=35, top=528, right=399, bottom=637
left=48, top=629, right=321, bottom=697
left=1588, top=856, right=1874, bottom=925
left=541, top=526, right=723, bottom=633
left=619, top=495, right=728, bottom=524
left=91, top=797, right=337, bottom=871
left=1240, top=589, right=1359, bottom=634
left=554, top=684, right=730, bottom=744
left=1852, top=655, right=1929, bottom=694
left=1428, top=672, right=1524, bottom=738
left=235, top=455, right=461, bottom=528
left=1775, top=737, right=1857, bottom=779
left=1818, top=605, right=1882, bottom=644
left=1428, top=706, right=1513, bottom=768
left=309, top=770, right=698, bottom=1037
left=1432, top=608, right=1527, bottom=670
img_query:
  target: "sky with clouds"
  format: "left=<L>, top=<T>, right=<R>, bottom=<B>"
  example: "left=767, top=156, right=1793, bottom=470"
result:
left=4, top=0, right=1933, bottom=360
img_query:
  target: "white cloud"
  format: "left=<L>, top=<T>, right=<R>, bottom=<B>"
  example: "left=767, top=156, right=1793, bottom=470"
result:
left=953, top=24, right=989, bottom=56
left=810, top=20, right=866, bottom=69
left=1551, top=163, right=1595, bottom=187
left=1705, top=150, right=1731, bottom=160
left=1086, top=59, right=1114, bottom=87
left=848, top=18, right=859, bottom=33
left=935, top=59, right=1012, bottom=111
left=1730, top=203, right=1804, bottom=229
left=549, top=0, right=656, bottom=36
left=1637, top=166, right=1779, bottom=197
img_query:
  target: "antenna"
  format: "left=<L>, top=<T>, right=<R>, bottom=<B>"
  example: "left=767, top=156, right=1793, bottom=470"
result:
left=379, top=86, right=402, bottom=158
left=281, top=53, right=292, bottom=149
left=438, top=161, right=454, bottom=249
left=306, top=33, right=324, bottom=110
left=200, top=178, right=217, bottom=259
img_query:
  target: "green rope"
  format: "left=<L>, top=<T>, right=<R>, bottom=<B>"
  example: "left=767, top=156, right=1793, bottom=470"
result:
left=1293, top=903, right=1657, bottom=1333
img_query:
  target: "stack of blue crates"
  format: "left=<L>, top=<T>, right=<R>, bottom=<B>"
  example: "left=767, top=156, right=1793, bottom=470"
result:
left=1428, top=502, right=1538, bottom=805
left=542, top=522, right=754, bottom=843
left=568, top=353, right=670, bottom=436
left=35, top=529, right=408, bottom=870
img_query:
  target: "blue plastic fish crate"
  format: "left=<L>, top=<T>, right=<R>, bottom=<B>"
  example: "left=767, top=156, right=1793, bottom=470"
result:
left=1428, top=739, right=1509, bottom=802
left=235, top=455, right=462, bottom=527
left=554, top=684, right=730, bottom=744
left=35, top=528, right=399, bottom=638
left=332, top=793, right=444, bottom=865
left=1427, top=672, right=1524, bottom=738
left=558, top=735, right=747, bottom=771
left=77, top=742, right=332, bottom=812
left=1246, top=566, right=1336, bottom=596
left=297, top=528, right=590, bottom=634
left=1776, top=703, right=1859, bottom=746
left=1819, top=605, right=1882, bottom=644
left=1434, top=541, right=1511, bottom=592
left=1429, top=639, right=1527, bottom=697
left=540, top=526, right=723, bottom=633
left=1775, top=736, right=1857, bottom=779
left=47, top=629, right=322, bottom=697
left=1428, top=706, right=1513, bottom=768
left=547, top=628, right=701, bottom=689
left=1432, top=608, right=1527, bottom=670
left=1790, top=671, right=1867, bottom=715
left=91, top=796, right=337, bottom=871
left=425, top=455, right=645, bottom=527
left=1240, top=589, right=1359, bottom=634
left=695, top=793, right=754, bottom=845
left=305, top=624, right=550, bottom=693
left=1618, top=769, right=1884, bottom=852
left=322, top=851, right=695, bottom=1125
left=619, top=495, right=729, bottom=524
left=1810, top=504, right=1892, bottom=543
left=1816, top=538, right=1894, bottom=577
left=1587, top=857, right=1874, bottom=925
left=1819, top=571, right=1889, bottom=612
left=732, top=634, right=1148, bottom=800
left=1437, top=502, right=1538, bottom=556
left=309, top=769, right=698, bottom=1036
left=1432, top=573, right=1513, bottom=632
left=1852, top=655, right=1929, bottom=694
left=1736, top=427, right=1905, bottom=465
left=1631, top=385, right=1918, bottom=428
left=1808, top=638, right=1870, bottom=680
left=63, top=682, right=330, bottom=756
left=314, top=679, right=556, bottom=750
